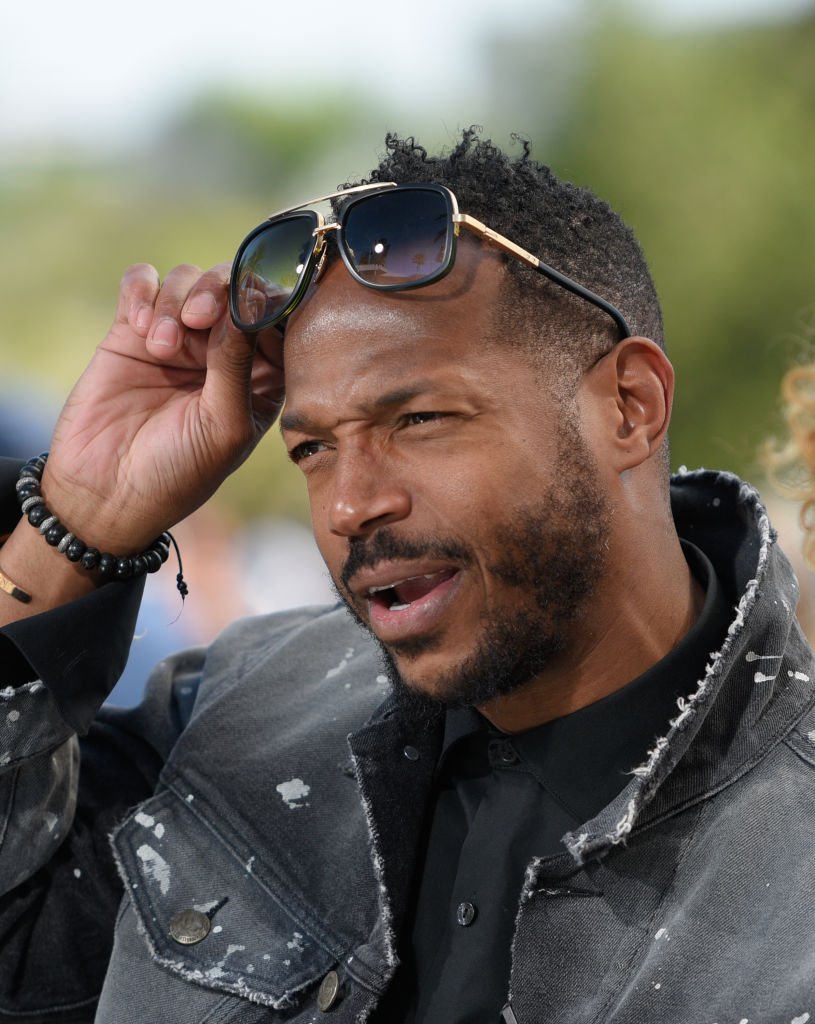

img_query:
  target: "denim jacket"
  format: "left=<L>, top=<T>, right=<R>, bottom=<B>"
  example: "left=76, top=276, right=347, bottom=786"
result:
left=1, top=468, right=815, bottom=1023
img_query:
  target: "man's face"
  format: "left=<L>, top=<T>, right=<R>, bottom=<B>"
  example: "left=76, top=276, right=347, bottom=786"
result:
left=281, top=238, right=610, bottom=707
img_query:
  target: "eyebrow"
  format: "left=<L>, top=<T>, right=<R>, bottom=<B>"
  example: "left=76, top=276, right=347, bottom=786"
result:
left=280, top=381, right=437, bottom=433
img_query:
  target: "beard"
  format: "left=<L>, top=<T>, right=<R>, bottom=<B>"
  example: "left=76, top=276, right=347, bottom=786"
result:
left=333, top=423, right=610, bottom=711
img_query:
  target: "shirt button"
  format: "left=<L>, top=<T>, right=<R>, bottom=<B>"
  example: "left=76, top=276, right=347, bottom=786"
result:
left=456, top=901, right=477, bottom=927
left=403, top=745, right=420, bottom=761
left=169, top=909, right=211, bottom=945
left=317, top=969, right=341, bottom=1011
left=490, top=739, right=518, bottom=765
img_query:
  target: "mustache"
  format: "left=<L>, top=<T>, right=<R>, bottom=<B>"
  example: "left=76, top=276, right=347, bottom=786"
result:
left=339, top=528, right=473, bottom=597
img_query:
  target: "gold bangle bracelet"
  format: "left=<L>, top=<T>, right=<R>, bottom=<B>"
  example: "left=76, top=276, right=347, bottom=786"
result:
left=0, top=566, right=31, bottom=604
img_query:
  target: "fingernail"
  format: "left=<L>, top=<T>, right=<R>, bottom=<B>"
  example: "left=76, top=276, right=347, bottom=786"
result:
left=151, top=318, right=179, bottom=347
left=135, top=304, right=152, bottom=332
left=184, top=293, right=217, bottom=318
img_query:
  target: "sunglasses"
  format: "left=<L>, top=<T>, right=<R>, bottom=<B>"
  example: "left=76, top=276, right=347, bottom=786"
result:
left=229, top=182, right=631, bottom=339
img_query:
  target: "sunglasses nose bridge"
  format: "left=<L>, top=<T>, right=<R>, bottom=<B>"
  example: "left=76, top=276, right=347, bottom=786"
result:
left=310, top=222, right=340, bottom=257
left=313, top=222, right=340, bottom=240
left=309, top=221, right=344, bottom=286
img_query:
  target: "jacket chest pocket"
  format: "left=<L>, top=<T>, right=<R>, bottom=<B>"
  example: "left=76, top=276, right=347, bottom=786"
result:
left=105, top=789, right=351, bottom=1021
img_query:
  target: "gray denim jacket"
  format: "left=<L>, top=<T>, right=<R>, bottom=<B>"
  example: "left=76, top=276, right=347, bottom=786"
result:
left=1, top=468, right=815, bottom=1023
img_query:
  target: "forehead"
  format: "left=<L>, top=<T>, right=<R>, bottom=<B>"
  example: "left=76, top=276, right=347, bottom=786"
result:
left=283, top=236, right=509, bottom=402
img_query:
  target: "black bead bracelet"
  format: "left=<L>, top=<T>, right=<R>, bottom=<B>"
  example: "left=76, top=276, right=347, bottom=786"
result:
left=16, top=454, right=187, bottom=598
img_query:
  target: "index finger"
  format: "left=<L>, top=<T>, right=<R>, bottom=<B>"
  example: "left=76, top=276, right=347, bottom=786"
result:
left=179, top=262, right=232, bottom=331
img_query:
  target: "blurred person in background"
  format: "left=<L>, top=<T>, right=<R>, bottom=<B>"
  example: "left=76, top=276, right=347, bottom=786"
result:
left=763, top=356, right=815, bottom=639
left=0, top=131, right=814, bottom=1024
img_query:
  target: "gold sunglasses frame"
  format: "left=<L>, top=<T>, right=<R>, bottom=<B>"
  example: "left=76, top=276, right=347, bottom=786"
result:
left=231, top=181, right=631, bottom=339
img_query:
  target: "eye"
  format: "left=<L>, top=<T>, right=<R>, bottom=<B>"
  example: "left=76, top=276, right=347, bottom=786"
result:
left=404, top=411, right=447, bottom=426
left=288, top=439, right=328, bottom=464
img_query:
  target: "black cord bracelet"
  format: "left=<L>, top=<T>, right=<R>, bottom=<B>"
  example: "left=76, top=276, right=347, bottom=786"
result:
left=16, top=454, right=188, bottom=598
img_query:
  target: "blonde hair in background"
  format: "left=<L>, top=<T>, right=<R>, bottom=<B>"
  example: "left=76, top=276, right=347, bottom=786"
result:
left=766, top=348, right=815, bottom=568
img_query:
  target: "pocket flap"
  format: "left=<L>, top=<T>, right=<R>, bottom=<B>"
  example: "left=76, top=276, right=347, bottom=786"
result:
left=112, top=788, right=337, bottom=1006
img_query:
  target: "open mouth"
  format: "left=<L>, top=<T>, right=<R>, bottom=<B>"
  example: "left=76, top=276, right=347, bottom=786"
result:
left=367, top=569, right=458, bottom=612
left=348, top=557, right=464, bottom=643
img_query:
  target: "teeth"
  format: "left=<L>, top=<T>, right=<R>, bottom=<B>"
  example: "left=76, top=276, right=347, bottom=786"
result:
left=368, top=583, right=396, bottom=596
left=366, top=572, right=443, bottom=598
left=390, top=603, right=410, bottom=612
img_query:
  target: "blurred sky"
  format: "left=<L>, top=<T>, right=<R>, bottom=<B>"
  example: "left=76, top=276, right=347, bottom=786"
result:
left=2, top=0, right=812, bottom=154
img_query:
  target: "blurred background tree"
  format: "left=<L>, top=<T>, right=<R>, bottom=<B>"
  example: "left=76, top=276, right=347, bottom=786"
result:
left=502, top=8, right=815, bottom=473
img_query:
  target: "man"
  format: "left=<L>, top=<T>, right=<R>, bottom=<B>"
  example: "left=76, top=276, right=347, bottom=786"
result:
left=0, top=131, right=813, bottom=1023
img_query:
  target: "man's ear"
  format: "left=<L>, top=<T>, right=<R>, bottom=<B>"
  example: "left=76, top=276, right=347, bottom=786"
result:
left=579, top=337, right=674, bottom=472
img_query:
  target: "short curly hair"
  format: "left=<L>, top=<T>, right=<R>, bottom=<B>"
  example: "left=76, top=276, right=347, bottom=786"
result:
left=348, top=128, right=664, bottom=396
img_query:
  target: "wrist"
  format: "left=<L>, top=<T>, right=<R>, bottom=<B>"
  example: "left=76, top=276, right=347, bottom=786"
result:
left=14, top=454, right=186, bottom=599
left=39, top=470, right=158, bottom=555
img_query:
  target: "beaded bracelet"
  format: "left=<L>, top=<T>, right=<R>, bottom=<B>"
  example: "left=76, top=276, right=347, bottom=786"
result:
left=16, top=453, right=188, bottom=598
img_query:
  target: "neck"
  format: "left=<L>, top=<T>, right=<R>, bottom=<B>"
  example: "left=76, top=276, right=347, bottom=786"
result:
left=478, top=526, right=704, bottom=734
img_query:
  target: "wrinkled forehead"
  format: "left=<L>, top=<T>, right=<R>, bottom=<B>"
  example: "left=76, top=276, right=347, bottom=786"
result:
left=283, top=235, right=508, bottom=390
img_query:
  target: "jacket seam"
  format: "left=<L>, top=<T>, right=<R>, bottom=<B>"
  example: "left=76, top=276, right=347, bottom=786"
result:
left=0, top=764, right=19, bottom=849
left=783, top=730, right=815, bottom=769
left=591, top=800, right=708, bottom=1024
left=205, top=605, right=343, bottom=704
left=0, top=993, right=99, bottom=1018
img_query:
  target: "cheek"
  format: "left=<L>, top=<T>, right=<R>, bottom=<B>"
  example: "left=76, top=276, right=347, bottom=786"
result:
left=418, top=471, right=479, bottom=520
left=422, top=445, right=543, bottom=511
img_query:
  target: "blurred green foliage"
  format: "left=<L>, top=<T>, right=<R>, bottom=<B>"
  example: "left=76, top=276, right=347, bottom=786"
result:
left=1, top=6, right=813, bottom=526
left=538, top=9, right=815, bottom=475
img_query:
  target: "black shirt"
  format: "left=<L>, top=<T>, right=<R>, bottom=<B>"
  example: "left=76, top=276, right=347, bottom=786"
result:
left=386, top=542, right=733, bottom=1024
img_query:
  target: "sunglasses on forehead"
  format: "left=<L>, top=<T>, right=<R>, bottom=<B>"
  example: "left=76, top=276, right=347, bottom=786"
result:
left=229, top=181, right=631, bottom=339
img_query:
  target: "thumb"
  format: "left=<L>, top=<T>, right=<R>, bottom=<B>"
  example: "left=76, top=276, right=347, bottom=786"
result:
left=201, top=313, right=259, bottom=425
left=180, top=263, right=259, bottom=429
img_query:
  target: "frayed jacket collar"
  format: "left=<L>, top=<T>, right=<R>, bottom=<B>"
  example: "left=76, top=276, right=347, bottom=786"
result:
left=540, top=469, right=814, bottom=870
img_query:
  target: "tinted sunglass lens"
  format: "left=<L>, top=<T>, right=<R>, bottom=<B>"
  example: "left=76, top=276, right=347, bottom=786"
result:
left=343, top=189, right=451, bottom=286
left=234, top=214, right=316, bottom=327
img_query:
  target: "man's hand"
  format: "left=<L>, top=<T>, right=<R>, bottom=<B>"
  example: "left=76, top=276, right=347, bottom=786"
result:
left=39, top=262, right=285, bottom=553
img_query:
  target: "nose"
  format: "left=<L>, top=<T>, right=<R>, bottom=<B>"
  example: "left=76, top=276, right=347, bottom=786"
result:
left=327, top=450, right=412, bottom=538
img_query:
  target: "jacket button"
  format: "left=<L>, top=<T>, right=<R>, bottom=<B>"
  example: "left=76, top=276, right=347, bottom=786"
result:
left=169, top=909, right=211, bottom=945
left=403, top=745, right=420, bottom=761
left=317, top=970, right=341, bottom=1012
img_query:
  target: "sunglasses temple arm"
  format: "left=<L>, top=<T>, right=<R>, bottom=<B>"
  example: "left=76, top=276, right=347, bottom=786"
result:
left=455, top=214, right=630, bottom=340
left=532, top=260, right=631, bottom=340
